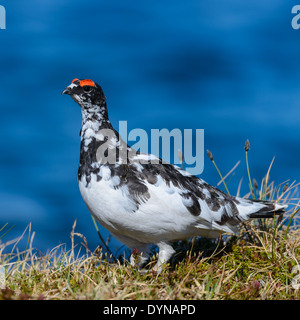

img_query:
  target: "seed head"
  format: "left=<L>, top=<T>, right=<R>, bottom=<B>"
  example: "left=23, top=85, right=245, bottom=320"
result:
left=282, top=183, right=289, bottom=193
left=277, top=213, right=284, bottom=224
left=206, top=149, right=214, bottom=161
left=253, top=178, right=258, bottom=190
left=245, top=139, right=250, bottom=152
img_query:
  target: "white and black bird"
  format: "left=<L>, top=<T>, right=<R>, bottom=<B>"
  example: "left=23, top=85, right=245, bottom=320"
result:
left=62, top=78, right=287, bottom=272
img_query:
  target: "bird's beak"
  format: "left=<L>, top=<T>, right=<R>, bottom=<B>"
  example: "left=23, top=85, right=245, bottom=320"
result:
left=62, top=88, right=71, bottom=95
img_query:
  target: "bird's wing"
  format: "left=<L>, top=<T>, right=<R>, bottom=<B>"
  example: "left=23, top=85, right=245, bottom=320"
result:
left=95, top=149, right=285, bottom=238
left=116, top=152, right=286, bottom=234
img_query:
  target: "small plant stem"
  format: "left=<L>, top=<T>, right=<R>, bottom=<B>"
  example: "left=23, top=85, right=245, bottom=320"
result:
left=271, top=214, right=277, bottom=261
left=91, top=215, right=116, bottom=262
left=245, top=150, right=255, bottom=199
left=0, top=223, right=15, bottom=240
left=262, top=157, right=275, bottom=201
left=212, top=160, right=230, bottom=195
left=178, top=149, right=184, bottom=170
left=280, top=207, right=300, bottom=254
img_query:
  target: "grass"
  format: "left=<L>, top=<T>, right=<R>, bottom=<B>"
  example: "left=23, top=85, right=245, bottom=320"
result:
left=0, top=141, right=300, bottom=300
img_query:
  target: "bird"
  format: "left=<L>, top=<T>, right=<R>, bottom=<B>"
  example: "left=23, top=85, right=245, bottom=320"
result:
left=62, top=78, right=287, bottom=272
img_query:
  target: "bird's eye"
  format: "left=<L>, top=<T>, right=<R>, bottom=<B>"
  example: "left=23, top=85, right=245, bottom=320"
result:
left=83, top=86, right=92, bottom=93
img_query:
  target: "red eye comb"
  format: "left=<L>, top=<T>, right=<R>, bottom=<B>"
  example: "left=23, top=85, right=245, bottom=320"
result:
left=80, top=79, right=96, bottom=87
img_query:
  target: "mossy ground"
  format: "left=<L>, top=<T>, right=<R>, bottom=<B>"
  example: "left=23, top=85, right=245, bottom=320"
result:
left=0, top=218, right=300, bottom=300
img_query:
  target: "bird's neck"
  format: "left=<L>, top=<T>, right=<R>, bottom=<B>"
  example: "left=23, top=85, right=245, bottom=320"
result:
left=81, top=102, right=110, bottom=127
left=78, top=102, right=132, bottom=184
left=80, top=101, right=116, bottom=141
left=78, top=103, right=113, bottom=181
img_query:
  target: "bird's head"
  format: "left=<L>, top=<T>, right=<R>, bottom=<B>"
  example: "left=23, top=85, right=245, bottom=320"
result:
left=62, top=78, right=106, bottom=109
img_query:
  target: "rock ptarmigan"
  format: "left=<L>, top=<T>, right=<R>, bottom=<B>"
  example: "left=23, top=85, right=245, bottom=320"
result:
left=62, top=78, right=287, bottom=272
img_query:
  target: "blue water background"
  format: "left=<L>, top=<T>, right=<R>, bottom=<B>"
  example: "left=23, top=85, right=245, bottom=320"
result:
left=1, top=0, right=300, bottom=253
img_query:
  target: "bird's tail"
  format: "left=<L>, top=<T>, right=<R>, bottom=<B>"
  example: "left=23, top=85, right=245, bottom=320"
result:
left=247, top=200, right=287, bottom=219
left=236, top=198, right=287, bottom=220
left=210, top=197, right=287, bottom=235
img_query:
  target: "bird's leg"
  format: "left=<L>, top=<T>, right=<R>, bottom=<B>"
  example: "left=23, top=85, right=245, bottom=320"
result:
left=153, top=241, right=175, bottom=273
left=110, top=233, right=151, bottom=270
left=130, top=247, right=150, bottom=269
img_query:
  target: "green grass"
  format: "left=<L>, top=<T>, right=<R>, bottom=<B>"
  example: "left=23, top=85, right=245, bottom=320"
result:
left=1, top=221, right=300, bottom=300
left=0, top=142, right=300, bottom=300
